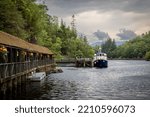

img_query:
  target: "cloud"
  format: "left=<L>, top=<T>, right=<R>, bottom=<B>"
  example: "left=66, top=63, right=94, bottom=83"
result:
left=116, top=29, right=137, bottom=40
left=93, top=30, right=110, bottom=40
left=37, top=0, right=150, bottom=43
left=44, top=0, right=150, bottom=16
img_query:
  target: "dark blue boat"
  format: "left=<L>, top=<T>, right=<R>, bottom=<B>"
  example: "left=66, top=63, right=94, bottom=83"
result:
left=93, top=52, right=108, bottom=68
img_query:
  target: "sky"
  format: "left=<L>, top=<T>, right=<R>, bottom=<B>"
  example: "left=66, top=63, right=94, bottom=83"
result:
left=39, top=0, right=150, bottom=43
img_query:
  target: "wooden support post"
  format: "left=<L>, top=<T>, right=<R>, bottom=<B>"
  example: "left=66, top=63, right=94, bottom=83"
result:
left=83, top=60, right=85, bottom=67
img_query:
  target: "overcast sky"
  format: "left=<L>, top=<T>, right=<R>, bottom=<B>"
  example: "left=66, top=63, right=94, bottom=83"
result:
left=41, top=0, right=150, bottom=42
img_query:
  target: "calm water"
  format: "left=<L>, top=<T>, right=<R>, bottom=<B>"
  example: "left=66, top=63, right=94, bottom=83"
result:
left=2, top=60, right=150, bottom=100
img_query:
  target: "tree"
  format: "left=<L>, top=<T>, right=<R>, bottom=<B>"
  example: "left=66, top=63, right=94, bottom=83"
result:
left=71, top=14, right=77, bottom=37
left=0, top=0, right=95, bottom=59
left=112, top=31, right=150, bottom=59
left=0, top=0, right=27, bottom=39
left=145, top=51, right=150, bottom=61
left=101, top=38, right=116, bottom=58
left=51, top=37, right=62, bottom=59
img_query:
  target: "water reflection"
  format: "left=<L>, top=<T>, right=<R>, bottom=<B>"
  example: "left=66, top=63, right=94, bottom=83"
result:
left=1, top=60, right=150, bottom=100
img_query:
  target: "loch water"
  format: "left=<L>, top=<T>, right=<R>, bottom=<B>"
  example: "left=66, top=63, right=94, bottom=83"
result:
left=1, top=60, right=150, bottom=100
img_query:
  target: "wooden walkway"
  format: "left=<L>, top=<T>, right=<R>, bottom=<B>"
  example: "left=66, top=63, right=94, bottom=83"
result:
left=55, top=58, right=76, bottom=63
left=56, top=58, right=93, bottom=67
left=0, top=60, right=54, bottom=83
left=0, top=60, right=55, bottom=96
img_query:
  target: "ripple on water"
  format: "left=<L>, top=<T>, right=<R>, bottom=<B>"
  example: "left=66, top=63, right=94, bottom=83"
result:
left=2, top=60, right=150, bottom=100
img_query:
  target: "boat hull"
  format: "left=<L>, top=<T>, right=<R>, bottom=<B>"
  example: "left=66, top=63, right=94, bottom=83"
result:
left=93, top=60, right=108, bottom=68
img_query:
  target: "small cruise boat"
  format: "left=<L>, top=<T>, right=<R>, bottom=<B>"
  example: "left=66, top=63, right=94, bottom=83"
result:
left=93, top=52, right=108, bottom=68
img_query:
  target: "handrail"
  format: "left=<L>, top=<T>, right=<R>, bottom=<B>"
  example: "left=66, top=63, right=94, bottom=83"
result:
left=55, top=58, right=93, bottom=63
left=0, top=60, right=54, bottom=79
left=55, top=58, right=76, bottom=62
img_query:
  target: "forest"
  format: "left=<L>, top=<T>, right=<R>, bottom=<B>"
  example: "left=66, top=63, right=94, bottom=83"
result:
left=100, top=32, right=150, bottom=60
left=0, top=0, right=94, bottom=59
left=0, top=0, right=150, bottom=60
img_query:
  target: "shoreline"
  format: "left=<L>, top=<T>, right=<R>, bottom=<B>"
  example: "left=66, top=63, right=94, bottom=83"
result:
left=108, top=58, right=146, bottom=60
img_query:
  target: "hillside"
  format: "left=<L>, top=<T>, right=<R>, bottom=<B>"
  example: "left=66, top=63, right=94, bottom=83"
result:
left=0, top=0, right=94, bottom=59
left=112, top=32, right=150, bottom=60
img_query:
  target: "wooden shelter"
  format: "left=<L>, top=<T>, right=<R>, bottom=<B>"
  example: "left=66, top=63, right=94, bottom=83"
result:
left=0, top=31, right=53, bottom=63
left=0, top=31, right=55, bottom=81
left=0, top=31, right=56, bottom=97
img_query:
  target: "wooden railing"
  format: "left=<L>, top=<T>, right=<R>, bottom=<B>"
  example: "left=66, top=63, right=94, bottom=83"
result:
left=55, top=58, right=93, bottom=63
left=0, top=60, right=54, bottom=79
left=55, top=58, right=76, bottom=63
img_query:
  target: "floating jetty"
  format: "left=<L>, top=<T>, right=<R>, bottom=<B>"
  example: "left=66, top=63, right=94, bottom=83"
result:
left=75, top=58, right=93, bottom=67
left=56, top=58, right=93, bottom=67
left=28, top=72, right=46, bottom=81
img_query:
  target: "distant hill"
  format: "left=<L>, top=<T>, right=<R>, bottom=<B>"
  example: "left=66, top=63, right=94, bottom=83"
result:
left=111, top=32, right=150, bottom=59
left=90, top=41, right=103, bottom=47
left=90, top=40, right=125, bottom=47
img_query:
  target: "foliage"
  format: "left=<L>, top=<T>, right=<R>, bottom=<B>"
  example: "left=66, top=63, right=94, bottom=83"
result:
left=0, top=0, right=27, bottom=38
left=101, top=38, right=116, bottom=58
left=112, top=32, right=150, bottom=59
left=0, top=0, right=94, bottom=59
left=98, top=32, right=150, bottom=60
left=145, top=51, right=150, bottom=61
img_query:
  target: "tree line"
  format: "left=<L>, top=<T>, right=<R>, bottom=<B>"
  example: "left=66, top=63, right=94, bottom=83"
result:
left=1, top=0, right=150, bottom=60
left=0, top=0, right=94, bottom=59
left=98, top=32, right=150, bottom=60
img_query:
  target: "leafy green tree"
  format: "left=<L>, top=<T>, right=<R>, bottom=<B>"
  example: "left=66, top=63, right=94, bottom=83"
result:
left=145, top=51, right=150, bottom=61
left=51, top=37, right=62, bottom=59
left=112, top=31, right=150, bottom=59
left=0, top=0, right=27, bottom=38
left=101, top=38, right=116, bottom=58
left=0, top=0, right=94, bottom=59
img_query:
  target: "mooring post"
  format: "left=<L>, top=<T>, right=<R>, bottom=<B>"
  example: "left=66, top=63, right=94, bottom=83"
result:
left=83, top=59, right=85, bottom=67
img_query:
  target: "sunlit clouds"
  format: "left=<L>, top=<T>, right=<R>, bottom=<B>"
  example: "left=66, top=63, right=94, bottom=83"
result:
left=42, top=0, right=150, bottom=42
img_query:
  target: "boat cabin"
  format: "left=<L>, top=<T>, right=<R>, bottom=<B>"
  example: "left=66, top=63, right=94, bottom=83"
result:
left=94, top=52, right=107, bottom=61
